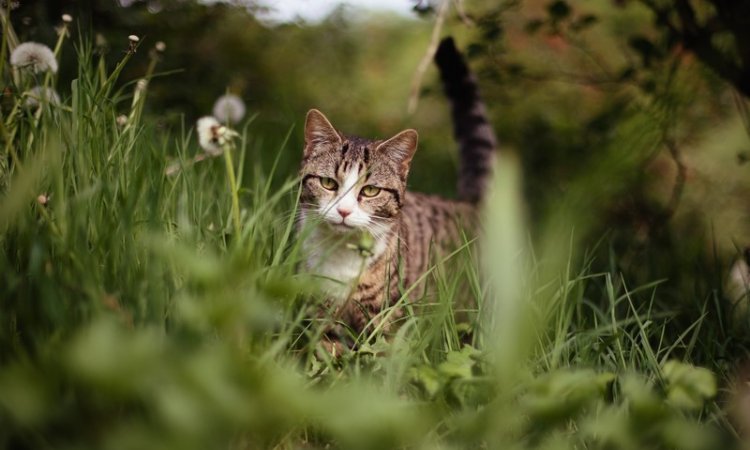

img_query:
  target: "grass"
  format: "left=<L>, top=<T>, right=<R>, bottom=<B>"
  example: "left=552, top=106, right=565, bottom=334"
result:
left=0, top=30, right=745, bottom=450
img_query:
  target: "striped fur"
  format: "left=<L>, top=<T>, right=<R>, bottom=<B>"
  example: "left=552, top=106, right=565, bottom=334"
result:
left=299, top=38, right=495, bottom=350
left=435, top=37, right=498, bottom=204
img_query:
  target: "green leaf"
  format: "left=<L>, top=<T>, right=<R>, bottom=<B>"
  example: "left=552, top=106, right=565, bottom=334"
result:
left=662, top=360, right=717, bottom=411
left=410, top=366, right=442, bottom=398
left=524, top=369, right=613, bottom=423
left=620, top=373, right=666, bottom=422
left=438, top=346, right=480, bottom=380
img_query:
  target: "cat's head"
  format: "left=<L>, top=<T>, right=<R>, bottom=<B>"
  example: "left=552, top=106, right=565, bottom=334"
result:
left=299, top=109, right=418, bottom=235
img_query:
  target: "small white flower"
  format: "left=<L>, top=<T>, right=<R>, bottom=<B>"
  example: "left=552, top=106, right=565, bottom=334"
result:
left=212, top=94, right=246, bottom=125
left=128, top=35, right=140, bottom=43
left=24, top=86, right=61, bottom=108
left=62, top=14, right=73, bottom=23
left=36, top=194, right=49, bottom=206
left=116, top=115, right=128, bottom=127
left=11, top=42, right=58, bottom=74
left=155, top=41, right=166, bottom=52
left=196, top=116, right=238, bottom=156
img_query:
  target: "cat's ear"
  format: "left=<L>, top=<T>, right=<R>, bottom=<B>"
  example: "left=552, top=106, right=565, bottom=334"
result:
left=376, top=129, right=418, bottom=173
left=304, top=109, right=341, bottom=156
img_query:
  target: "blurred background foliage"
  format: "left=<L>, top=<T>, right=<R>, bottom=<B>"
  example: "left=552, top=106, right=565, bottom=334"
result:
left=16, top=0, right=748, bottom=258
left=2, top=0, right=750, bottom=448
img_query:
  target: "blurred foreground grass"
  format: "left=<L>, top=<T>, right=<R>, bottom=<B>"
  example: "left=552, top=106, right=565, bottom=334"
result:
left=0, top=21, right=744, bottom=450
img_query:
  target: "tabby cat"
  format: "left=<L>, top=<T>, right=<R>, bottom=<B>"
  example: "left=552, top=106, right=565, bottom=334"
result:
left=298, top=38, right=497, bottom=349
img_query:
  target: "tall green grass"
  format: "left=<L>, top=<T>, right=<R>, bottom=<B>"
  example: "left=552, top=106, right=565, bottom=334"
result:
left=0, top=28, right=740, bottom=450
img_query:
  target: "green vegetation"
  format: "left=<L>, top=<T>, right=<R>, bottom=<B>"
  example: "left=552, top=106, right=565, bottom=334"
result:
left=1, top=1, right=749, bottom=449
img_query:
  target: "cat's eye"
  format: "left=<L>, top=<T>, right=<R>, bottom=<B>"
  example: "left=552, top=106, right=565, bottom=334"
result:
left=319, top=177, right=338, bottom=191
left=360, top=185, right=381, bottom=198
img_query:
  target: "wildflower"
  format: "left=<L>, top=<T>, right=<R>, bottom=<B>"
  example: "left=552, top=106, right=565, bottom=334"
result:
left=212, top=94, right=246, bottom=125
left=155, top=41, right=166, bottom=52
left=36, top=194, right=49, bottom=206
left=10, top=42, right=58, bottom=74
left=196, top=116, right=238, bottom=156
left=24, top=86, right=61, bottom=109
left=62, top=14, right=73, bottom=23
left=116, top=115, right=128, bottom=127
left=128, top=35, right=139, bottom=53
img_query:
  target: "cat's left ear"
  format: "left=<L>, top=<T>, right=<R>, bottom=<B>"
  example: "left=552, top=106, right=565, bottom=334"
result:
left=376, top=129, right=418, bottom=174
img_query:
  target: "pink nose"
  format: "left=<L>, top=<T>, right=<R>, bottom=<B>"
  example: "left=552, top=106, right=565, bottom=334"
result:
left=337, top=207, right=351, bottom=218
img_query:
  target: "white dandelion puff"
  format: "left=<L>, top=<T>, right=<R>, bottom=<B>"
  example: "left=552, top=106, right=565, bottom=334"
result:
left=196, top=116, right=239, bottom=156
left=212, top=94, right=246, bottom=125
left=24, top=86, right=61, bottom=109
left=11, top=42, right=58, bottom=74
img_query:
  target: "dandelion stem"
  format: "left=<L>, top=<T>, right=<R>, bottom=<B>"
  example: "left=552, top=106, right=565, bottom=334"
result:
left=52, top=23, right=68, bottom=58
left=223, top=145, right=242, bottom=236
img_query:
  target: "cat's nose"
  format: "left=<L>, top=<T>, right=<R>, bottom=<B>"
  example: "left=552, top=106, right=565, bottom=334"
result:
left=337, top=207, right=351, bottom=218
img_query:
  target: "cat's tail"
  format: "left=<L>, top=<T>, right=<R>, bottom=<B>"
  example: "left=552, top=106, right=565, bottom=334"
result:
left=434, top=37, right=497, bottom=204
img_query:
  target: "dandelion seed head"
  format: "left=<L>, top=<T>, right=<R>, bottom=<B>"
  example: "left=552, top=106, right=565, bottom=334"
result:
left=11, top=42, right=58, bottom=74
left=212, top=94, right=246, bottom=125
left=62, top=14, right=73, bottom=23
left=197, top=116, right=238, bottom=155
left=24, top=86, right=61, bottom=109
left=197, top=116, right=223, bottom=155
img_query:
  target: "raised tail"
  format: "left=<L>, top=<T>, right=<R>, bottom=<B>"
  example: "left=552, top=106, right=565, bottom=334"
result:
left=434, top=37, right=497, bottom=204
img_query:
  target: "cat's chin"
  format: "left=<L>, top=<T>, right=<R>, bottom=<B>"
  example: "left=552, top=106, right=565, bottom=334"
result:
left=325, top=221, right=357, bottom=234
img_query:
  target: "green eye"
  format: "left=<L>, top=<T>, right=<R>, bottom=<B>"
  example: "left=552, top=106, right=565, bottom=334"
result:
left=360, top=185, right=381, bottom=197
left=319, top=177, right=338, bottom=190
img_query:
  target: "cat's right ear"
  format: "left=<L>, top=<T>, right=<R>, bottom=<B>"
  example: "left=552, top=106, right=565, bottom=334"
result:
left=304, top=109, right=341, bottom=157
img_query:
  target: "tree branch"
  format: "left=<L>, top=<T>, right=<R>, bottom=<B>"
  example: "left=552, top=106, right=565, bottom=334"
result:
left=640, top=0, right=750, bottom=97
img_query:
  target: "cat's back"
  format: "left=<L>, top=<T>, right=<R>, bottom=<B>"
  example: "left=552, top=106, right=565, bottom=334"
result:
left=397, top=191, right=476, bottom=284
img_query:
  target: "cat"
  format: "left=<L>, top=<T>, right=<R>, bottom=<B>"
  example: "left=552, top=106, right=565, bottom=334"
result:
left=298, top=37, right=497, bottom=351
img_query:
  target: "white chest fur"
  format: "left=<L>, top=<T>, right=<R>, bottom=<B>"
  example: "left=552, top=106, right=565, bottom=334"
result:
left=302, top=226, right=367, bottom=302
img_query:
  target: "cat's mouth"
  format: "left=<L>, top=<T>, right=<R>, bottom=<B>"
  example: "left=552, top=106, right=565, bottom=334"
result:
left=326, top=220, right=356, bottom=233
